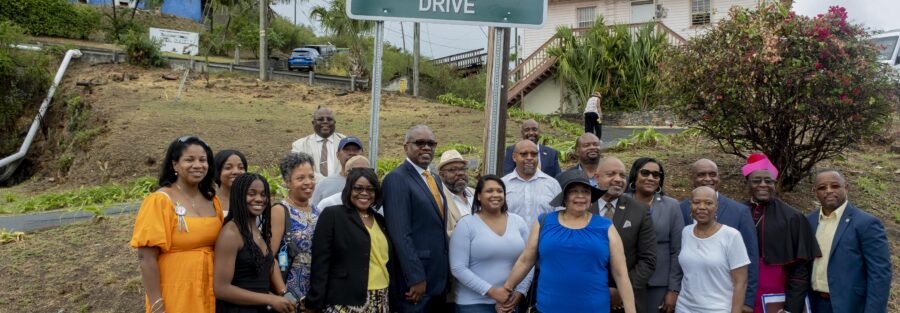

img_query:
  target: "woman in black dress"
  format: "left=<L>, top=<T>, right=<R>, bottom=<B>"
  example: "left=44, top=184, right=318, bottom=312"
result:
left=214, top=173, right=298, bottom=313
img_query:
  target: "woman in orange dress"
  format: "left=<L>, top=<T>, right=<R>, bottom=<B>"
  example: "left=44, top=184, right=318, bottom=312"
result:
left=131, top=136, right=223, bottom=313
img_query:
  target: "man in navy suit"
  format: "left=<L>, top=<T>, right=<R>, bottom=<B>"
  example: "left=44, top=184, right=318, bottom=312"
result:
left=502, top=119, right=561, bottom=177
left=678, top=158, right=758, bottom=312
left=807, top=170, right=891, bottom=313
left=383, top=125, right=451, bottom=313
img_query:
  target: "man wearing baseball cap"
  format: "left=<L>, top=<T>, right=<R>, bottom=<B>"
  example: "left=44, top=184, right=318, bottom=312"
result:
left=310, top=136, right=364, bottom=206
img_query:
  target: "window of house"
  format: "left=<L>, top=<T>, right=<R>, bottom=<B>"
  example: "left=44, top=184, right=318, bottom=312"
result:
left=576, top=7, right=596, bottom=28
left=691, top=0, right=711, bottom=26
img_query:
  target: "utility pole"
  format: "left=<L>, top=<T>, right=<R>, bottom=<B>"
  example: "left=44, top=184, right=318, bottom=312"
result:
left=293, top=0, right=297, bottom=25
left=259, top=0, right=268, bottom=81
left=413, top=22, right=420, bottom=97
left=482, top=27, right=510, bottom=176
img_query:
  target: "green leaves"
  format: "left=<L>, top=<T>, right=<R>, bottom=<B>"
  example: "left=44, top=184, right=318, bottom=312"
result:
left=547, top=19, right=669, bottom=112
left=663, top=3, right=897, bottom=190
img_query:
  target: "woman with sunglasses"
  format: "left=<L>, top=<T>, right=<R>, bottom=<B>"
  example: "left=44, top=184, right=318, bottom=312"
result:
left=307, top=168, right=392, bottom=312
left=624, top=157, right=685, bottom=313
left=131, top=136, right=222, bottom=313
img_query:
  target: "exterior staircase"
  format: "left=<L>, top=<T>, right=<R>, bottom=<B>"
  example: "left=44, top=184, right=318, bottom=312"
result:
left=506, top=21, right=686, bottom=107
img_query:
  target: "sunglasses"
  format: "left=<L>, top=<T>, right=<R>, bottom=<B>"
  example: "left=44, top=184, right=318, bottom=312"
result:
left=639, top=169, right=662, bottom=178
left=352, top=185, right=376, bottom=194
left=178, top=135, right=207, bottom=145
left=407, top=140, right=438, bottom=148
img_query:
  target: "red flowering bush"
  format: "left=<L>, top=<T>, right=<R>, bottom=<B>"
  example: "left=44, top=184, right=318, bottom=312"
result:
left=663, top=4, right=898, bottom=190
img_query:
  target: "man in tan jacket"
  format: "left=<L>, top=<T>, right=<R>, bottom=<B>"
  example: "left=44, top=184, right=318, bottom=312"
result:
left=438, top=149, right=474, bottom=237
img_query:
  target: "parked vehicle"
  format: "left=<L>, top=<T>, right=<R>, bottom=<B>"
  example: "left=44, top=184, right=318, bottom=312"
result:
left=303, top=45, right=337, bottom=58
left=871, top=30, right=900, bottom=70
left=288, top=48, right=320, bottom=71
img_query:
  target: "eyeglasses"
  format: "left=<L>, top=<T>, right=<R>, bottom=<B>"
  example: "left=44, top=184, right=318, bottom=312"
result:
left=639, top=169, right=662, bottom=178
left=407, top=140, right=438, bottom=148
left=352, top=185, right=376, bottom=194
left=442, top=167, right=467, bottom=174
left=749, top=178, right=776, bottom=186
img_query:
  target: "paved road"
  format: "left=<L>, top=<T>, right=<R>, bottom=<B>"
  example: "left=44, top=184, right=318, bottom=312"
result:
left=0, top=204, right=138, bottom=232
left=0, top=127, right=683, bottom=233
left=600, top=126, right=684, bottom=148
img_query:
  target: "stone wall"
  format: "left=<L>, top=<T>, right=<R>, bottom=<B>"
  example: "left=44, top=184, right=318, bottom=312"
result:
left=560, top=110, right=684, bottom=127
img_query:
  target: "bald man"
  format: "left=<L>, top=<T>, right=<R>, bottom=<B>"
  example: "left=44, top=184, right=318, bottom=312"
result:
left=502, top=140, right=562, bottom=227
left=678, top=158, right=759, bottom=311
left=502, top=119, right=562, bottom=177
left=596, top=157, right=656, bottom=313
left=290, top=107, right=346, bottom=181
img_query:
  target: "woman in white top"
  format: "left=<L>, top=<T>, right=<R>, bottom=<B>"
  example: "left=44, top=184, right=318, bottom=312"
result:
left=584, top=91, right=602, bottom=139
left=677, top=186, right=750, bottom=313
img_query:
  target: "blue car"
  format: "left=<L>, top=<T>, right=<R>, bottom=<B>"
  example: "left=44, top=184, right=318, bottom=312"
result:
left=288, top=48, right=319, bottom=71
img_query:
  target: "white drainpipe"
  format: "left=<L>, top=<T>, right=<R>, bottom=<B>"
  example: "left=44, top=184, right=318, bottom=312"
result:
left=0, top=48, right=83, bottom=181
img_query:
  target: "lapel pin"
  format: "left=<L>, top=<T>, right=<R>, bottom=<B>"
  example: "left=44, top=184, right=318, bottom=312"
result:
left=845, top=218, right=850, bottom=223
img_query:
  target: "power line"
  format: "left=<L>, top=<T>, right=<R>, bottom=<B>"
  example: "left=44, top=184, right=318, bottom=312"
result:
left=384, top=26, right=473, bottom=53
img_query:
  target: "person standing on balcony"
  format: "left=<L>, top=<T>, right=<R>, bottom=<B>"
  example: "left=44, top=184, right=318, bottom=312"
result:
left=584, top=91, right=603, bottom=139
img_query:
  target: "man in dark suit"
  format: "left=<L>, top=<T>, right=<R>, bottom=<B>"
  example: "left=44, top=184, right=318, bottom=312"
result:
left=807, top=170, right=891, bottom=313
left=678, top=158, right=758, bottom=312
left=383, top=125, right=450, bottom=313
left=596, top=157, right=656, bottom=313
left=502, top=119, right=561, bottom=177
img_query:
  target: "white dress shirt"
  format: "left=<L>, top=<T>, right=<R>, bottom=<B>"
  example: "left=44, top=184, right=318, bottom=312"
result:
left=290, top=132, right=345, bottom=180
left=501, top=169, right=561, bottom=227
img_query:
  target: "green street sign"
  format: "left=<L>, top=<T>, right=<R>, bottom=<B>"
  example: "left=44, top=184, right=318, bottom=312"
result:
left=347, top=0, right=547, bottom=28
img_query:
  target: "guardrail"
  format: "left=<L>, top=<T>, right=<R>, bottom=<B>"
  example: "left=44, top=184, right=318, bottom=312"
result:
left=65, top=47, right=369, bottom=90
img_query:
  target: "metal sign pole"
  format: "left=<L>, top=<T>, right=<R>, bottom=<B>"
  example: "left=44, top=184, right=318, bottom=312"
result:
left=484, top=27, right=505, bottom=175
left=368, top=21, right=385, bottom=166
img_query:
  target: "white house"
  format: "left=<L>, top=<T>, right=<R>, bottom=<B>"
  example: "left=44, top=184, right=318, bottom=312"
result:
left=512, top=0, right=766, bottom=114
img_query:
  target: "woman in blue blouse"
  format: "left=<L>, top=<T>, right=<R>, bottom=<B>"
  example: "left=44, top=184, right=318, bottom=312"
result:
left=503, top=170, right=636, bottom=313
left=274, top=152, right=320, bottom=302
left=449, top=175, right=533, bottom=313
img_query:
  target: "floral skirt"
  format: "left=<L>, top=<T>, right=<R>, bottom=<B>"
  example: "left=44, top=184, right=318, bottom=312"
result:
left=323, top=288, right=389, bottom=313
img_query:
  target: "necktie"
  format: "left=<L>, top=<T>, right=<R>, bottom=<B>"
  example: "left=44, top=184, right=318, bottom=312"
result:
left=604, top=202, right=614, bottom=219
left=319, top=139, right=328, bottom=175
left=423, top=171, right=445, bottom=218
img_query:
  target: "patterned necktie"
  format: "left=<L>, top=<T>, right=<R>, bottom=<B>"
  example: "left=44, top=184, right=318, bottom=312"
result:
left=604, top=202, right=614, bottom=219
left=423, top=171, right=445, bottom=218
left=319, top=139, right=328, bottom=175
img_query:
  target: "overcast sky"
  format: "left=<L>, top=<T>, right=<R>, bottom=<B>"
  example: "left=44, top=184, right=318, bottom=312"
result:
left=271, top=0, right=900, bottom=58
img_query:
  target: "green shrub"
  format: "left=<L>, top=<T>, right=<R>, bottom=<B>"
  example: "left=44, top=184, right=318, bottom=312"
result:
left=0, top=21, right=51, bottom=155
left=121, top=31, right=168, bottom=67
left=0, top=0, right=100, bottom=39
left=0, top=177, right=157, bottom=214
left=436, top=93, right=583, bottom=139
left=663, top=4, right=899, bottom=190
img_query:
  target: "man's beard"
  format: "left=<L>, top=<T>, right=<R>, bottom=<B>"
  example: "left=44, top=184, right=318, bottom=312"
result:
left=448, top=180, right=468, bottom=194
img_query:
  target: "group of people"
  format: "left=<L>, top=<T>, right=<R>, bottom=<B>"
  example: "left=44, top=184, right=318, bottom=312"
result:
left=131, top=107, right=891, bottom=313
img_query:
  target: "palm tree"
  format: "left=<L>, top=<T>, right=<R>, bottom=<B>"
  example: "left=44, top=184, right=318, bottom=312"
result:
left=309, top=0, right=374, bottom=77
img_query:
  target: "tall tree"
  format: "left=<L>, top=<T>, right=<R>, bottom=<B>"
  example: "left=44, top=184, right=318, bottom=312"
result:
left=309, top=0, right=374, bottom=77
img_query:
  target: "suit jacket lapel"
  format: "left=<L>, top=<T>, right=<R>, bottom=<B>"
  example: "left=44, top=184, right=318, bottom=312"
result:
left=345, top=205, right=367, bottom=232
left=403, top=161, right=443, bottom=220
left=830, top=204, right=854, bottom=257
left=613, top=197, right=627, bottom=226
